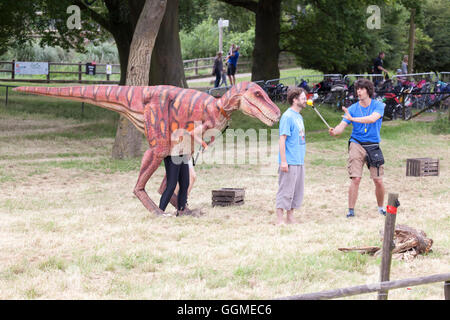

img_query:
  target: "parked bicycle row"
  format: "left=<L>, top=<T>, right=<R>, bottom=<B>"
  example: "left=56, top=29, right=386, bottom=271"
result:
left=251, top=72, right=450, bottom=121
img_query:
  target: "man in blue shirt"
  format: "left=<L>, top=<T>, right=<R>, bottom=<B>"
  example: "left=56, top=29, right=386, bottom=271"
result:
left=226, top=45, right=240, bottom=86
left=329, top=79, right=386, bottom=218
left=275, top=87, right=307, bottom=224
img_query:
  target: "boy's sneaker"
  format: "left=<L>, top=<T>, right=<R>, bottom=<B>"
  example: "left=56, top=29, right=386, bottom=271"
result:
left=346, top=210, right=355, bottom=218
left=379, top=209, right=386, bottom=216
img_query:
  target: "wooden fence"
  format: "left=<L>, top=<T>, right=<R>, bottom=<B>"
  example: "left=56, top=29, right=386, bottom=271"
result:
left=0, top=61, right=121, bottom=84
left=276, top=193, right=450, bottom=300
left=0, top=53, right=298, bottom=84
left=277, top=273, right=450, bottom=300
left=183, top=53, right=297, bottom=78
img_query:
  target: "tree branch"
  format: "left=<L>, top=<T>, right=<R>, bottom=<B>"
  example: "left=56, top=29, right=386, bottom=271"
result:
left=73, top=0, right=112, bottom=31
left=217, top=0, right=258, bottom=13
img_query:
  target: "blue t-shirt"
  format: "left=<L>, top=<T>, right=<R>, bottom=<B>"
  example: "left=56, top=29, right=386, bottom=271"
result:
left=228, top=51, right=240, bottom=66
left=343, top=99, right=385, bottom=143
left=278, top=108, right=306, bottom=165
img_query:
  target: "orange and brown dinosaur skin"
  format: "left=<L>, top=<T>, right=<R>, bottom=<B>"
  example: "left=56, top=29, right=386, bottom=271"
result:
left=14, top=82, right=281, bottom=215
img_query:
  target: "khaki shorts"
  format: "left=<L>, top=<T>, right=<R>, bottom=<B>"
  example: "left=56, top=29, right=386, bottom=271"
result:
left=276, top=165, right=305, bottom=210
left=348, top=142, right=384, bottom=179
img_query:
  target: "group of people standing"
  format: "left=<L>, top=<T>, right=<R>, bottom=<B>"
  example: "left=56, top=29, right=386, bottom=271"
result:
left=212, top=44, right=240, bottom=88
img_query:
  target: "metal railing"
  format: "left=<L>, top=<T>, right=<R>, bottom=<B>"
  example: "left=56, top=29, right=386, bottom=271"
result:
left=391, top=72, right=438, bottom=84
left=438, top=72, right=450, bottom=82
left=265, top=76, right=297, bottom=86
left=344, top=74, right=384, bottom=84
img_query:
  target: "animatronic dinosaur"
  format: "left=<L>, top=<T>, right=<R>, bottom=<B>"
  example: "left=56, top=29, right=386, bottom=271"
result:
left=14, top=82, right=281, bottom=215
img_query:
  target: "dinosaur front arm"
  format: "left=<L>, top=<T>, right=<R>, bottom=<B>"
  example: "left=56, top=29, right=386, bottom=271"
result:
left=190, top=123, right=209, bottom=150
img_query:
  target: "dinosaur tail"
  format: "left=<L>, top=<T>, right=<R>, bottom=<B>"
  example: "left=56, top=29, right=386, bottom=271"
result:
left=13, top=85, right=146, bottom=133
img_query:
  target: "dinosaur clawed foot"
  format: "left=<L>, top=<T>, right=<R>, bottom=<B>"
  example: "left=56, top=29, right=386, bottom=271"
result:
left=176, top=207, right=205, bottom=217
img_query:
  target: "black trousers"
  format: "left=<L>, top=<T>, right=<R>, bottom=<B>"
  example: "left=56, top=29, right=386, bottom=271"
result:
left=159, top=155, right=190, bottom=211
left=214, top=72, right=221, bottom=88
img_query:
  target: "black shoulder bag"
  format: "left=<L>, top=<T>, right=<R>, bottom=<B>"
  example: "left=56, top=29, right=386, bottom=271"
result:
left=349, top=137, right=385, bottom=176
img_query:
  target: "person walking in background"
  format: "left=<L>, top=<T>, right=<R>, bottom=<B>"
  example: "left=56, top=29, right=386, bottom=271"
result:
left=219, top=67, right=228, bottom=87
left=373, top=51, right=389, bottom=86
left=226, top=45, right=240, bottom=86
left=328, top=79, right=386, bottom=218
left=275, top=87, right=308, bottom=225
left=212, top=51, right=223, bottom=88
left=401, top=55, right=408, bottom=75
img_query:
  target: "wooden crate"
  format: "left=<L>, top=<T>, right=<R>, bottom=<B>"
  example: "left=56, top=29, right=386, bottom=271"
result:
left=406, top=158, right=439, bottom=177
left=212, top=188, right=245, bottom=207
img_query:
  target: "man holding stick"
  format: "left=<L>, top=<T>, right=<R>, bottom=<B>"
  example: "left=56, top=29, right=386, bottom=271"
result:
left=328, top=79, right=386, bottom=218
left=275, top=87, right=307, bottom=225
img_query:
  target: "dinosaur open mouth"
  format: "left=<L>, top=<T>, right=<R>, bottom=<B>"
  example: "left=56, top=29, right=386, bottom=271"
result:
left=244, top=97, right=279, bottom=126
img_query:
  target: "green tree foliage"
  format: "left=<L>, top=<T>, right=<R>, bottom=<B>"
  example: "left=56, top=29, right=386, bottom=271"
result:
left=179, top=17, right=254, bottom=59
left=0, top=0, right=107, bottom=56
left=281, top=0, right=388, bottom=74
left=179, top=0, right=255, bottom=33
left=413, top=0, right=450, bottom=72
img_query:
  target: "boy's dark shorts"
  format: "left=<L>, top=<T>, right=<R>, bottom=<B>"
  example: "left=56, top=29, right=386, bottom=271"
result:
left=227, top=64, right=236, bottom=76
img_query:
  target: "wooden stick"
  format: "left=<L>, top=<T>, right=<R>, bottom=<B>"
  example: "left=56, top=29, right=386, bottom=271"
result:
left=378, top=193, right=399, bottom=300
left=276, top=273, right=450, bottom=300
left=311, top=106, right=331, bottom=129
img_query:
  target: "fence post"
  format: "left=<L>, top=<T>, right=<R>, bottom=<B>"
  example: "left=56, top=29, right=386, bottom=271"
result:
left=78, top=61, right=82, bottom=83
left=445, top=281, right=450, bottom=300
left=47, top=61, right=50, bottom=83
left=378, top=193, right=399, bottom=300
left=195, top=59, right=198, bottom=76
left=402, top=92, right=406, bottom=120
left=11, top=60, right=15, bottom=80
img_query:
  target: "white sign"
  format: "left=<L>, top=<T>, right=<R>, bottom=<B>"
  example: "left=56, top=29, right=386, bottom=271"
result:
left=218, top=19, right=229, bottom=28
left=106, top=64, right=112, bottom=75
left=15, top=62, right=49, bottom=75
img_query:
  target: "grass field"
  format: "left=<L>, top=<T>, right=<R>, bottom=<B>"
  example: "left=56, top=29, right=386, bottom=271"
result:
left=0, top=81, right=449, bottom=300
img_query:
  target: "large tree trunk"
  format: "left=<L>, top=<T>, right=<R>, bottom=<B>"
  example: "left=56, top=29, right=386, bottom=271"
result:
left=251, top=0, right=281, bottom=82
left=149, top=0, right=187, bottom=87
left=112, top=28, right=133, bottom=85
left=111, top=0, right=167, bottom=159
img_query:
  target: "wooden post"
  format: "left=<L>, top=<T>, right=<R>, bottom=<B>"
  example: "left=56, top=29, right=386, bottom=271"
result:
left=445, top=281, right=450, bottom=300
left=5, top=86, right=9, bottom=106
left=78, top=61, right=82, bottom=83
left=378, top=193, right=399, bottom=300
left=11, top=60, right=15, bottom=80
left=194, top=59, right=198, bottom=76
left=47, top=62, right=50, bottom=83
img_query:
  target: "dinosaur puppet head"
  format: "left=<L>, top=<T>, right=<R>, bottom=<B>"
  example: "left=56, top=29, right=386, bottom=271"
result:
left=223, top=82, right=281, bottom=126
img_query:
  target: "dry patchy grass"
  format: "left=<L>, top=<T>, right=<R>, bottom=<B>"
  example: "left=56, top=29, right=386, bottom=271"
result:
left=0, top=112, right=449, bottom=300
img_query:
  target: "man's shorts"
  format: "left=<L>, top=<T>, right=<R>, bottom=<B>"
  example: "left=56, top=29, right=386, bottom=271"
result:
left=348, top=142, right=384, bottom=179
left=227, top=64, right=236, bottom=76
left=276, top=165, right=305, bottom=210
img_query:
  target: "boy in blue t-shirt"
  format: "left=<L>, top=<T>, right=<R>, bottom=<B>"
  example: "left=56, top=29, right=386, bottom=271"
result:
left=329, top=79, right=386, bottom=218
left=275, top=87, right=307, bottom=225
